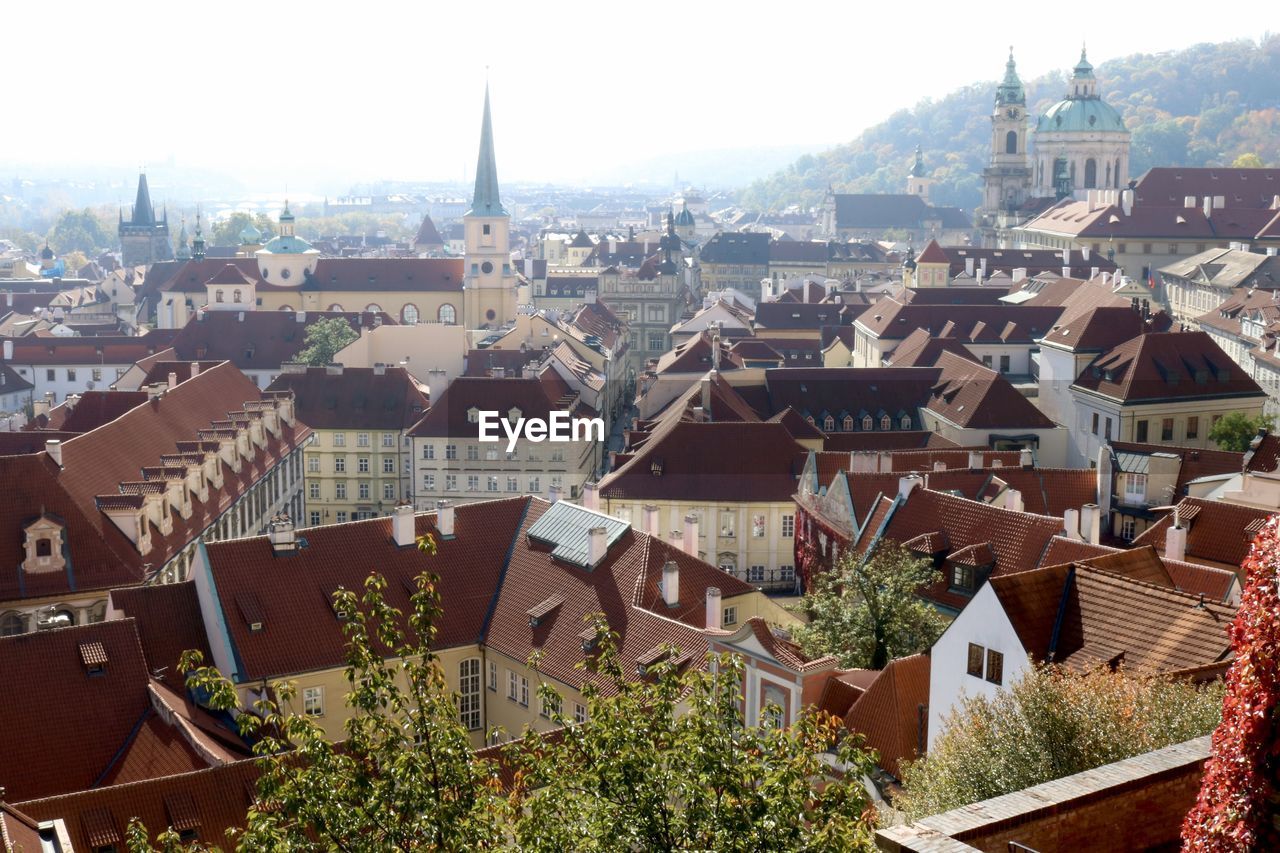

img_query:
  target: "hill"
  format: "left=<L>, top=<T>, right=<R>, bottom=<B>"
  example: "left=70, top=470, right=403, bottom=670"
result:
left=739, top=37, right=1280, bottom=213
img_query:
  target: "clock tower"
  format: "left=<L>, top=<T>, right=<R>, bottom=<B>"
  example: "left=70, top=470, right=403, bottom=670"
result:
left=462, top=83, right=517, bottom=329
left=979, top=49, right=1033, bottom=246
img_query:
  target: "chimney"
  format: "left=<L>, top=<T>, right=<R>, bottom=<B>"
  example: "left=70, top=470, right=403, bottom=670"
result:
left=267, top=514, right=297, bottom=555
left=1020, top=448, right=1034, bottom=469
left=1012, top=267, right=1027, bottom=283
left=933, top=460, right=946, bottom=471
left=191, top=361, right=201, bottom=378
left=491, top=366, right=504, bottom=379
left=1082, top=246, right=1091, bottom=261
left=643, top=504, right=660, bottom=536
left=898, top=474, right=922, bottom=499
left=548, top=484, right=562, bottom=503
left=609, top=237, right=617, bottom=254
left=1090, top=266, right=1099, bottom=279
left=426, top=368, right=448, bottom=405
left=393, top=502, right=415, bottom=547
left=1120, top=190, right=1134, bottom=217
left=2, top=340, right=11, bottom=360
left=585, top=290, right=597, bottom=305
left=435, top=500, right=455, bottom=538
left=582, top=480, right=599, bottom=510
left=588, top=526, right=608, bottom=566
left=524, top=258, right=532, bottom=277
left=45, top=439, right=63, bottom=467
left=1005, top=488, right=1024, bottom=513
left=705, top=587, right=722, bottom=630
left=1064, top=507, right=1081, bottom=540
left=662, top=560, right=680, bottom=607
left=167, top=371, right=178, bottom=390
left=325, top=363, right=343, bottom=376
left=1165, top=514, right=1188, bottom=562
left=1063, top=266, right=1072, bottom=278
left=1080, top=503, right=1101, bottom=545
left=1214, top=195, right=1225, bottom=209
left=296, top=310, right=306, bottom=323
left=1184, top=195, right=1196, bottom=209
left=965, top=257, right=975, bottom=277
left=1203, top=196, right=1212, bottom=220
left=968, top=450, right=984, bottom=470
left=682, top=513, right=698, bottom=555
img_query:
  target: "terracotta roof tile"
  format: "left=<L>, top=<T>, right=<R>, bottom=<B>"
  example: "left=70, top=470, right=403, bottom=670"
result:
left=843, top=654, right=930, bottom=778
left=1133, top=497, right=1277, bottom=571
left=108, top=581, right=213, bottom=690
left=1073, top=331, right=1264, bottom=404
left=266, top=366, right=427, bottom=431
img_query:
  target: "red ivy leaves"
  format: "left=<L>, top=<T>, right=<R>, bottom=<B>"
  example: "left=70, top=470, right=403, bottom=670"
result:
left=1182, top=515, right=1280, bottom=851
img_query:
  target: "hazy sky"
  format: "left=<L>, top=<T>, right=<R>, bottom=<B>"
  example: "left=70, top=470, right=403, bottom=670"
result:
left=8, top=0, right=1274, bottom=189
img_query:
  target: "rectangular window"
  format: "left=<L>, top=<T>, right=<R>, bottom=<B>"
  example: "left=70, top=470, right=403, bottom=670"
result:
left=466, top=445, right=479, bottom=461
left=647, top=333, right=664, bottom=351
left=1168, top=243, right=1178, bottom=255
left=92, top=368, right=102, bottom=381
left=781, top=514, right=795, bottom=538
left=507, top=670, right=518, bottom=701
left=999, top=355, right=1011, bottom=373
left=488, top=660, right=497, bottom=691
left=445, top=474, right=457, bottom=491
left=1123, top=472, right=1147, bottom=503
left=981, top=355, right=993, bottom=369
left=1091, top=412, right=1099, bottom=435
left=1186, top=416, right=1199, bottom=440
left=1136, top=420, right=1149, bottom=442
left=986, top=650, right=1004, bottom=685
left=357, top=433, right=370, bottom=447
left=574, top=702, right=588, bottom=724
left=382, top=433, right=395, bottom=448
left=722, top=606, right=738, bottom=626
left=467, top=475, right=479, bottom=491
left=507, top=476, right=519, bottom=492
left=307, top=456, right=320, bottom=473
left=423, top=444, right=435, bottom=460
left=748, top=565, right=765, bottom=583
left=967, top=643, right=985, bottom=678
left=540, top=690, right=562, bottom=720
left=335, top=482, right=347, bottom=500
left=334, top=457, right=346, bottom=473
left=719, top=511, right=735, bottom=538
left=383, top=457, right=395, bottom=473
left=485, top=448, right=499, bottom=461
left=309, top=482, right=320, bottom=499
left=303, top=686, right=324, bottom=716
left=551, top=448, right=565, bottom=462
left=518, top=675, right=529, bottom=706
left=487, top=476, right=498, bottom=492
left=528, top=476, right=539, bottom=494
left=66, top=368, right=76, bottom=382
left=445, top=444, right=457, bottom=460
left=336, top=511, right=347, bottom=523
left=309, top=511, right=321, bottom=526
left=383, top=483, right=395, bottom=500
left=751, top=515, right=766, bottom=538
left=358, top=482, right=371, bottom=500
left=46, top=369, right=55, bottom=381
left=1104, top=417, right=1112, bottom=440
left=333, top=433, right=346, bottom=447
left=951, top=564, right=975, bottom=591
left=1161, top=418, right=1174, bottom=441
left=1121, top=517, right=1136, bottom=540
left=358, top=457, right=370, bottom=473
left=423, top=473, right=435, bottom=490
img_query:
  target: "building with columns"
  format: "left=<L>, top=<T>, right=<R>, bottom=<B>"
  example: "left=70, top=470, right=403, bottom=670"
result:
left=462, top=84, right=519, bottom=329
left=1032, top=48, right=1130, bottom=198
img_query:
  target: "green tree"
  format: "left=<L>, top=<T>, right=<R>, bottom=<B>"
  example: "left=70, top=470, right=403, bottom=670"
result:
left=210, top=211, right=276, bottom=247
left=295, top=317, right=358, bottom=366
left=48, top=208, right=112, bottom=255
left=1208, top=411, right=1275, bottom=452
left=794, top=540, right=946, bottom=670
left=897, top=664, right=1224, bottom=820
left=508, top=621, right=878, bottom=852
left=1231, top=152, right=1265, bottom=168
left=126, top=533, right=879, bottom=851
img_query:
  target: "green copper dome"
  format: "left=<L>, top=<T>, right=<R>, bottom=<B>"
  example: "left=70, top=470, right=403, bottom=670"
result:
left=239, top=222, right=263, bottom=244
left=260, top=234, right=316, bottom=255
left=674, top=202, right=695, bottom=226
left=1036, top=95, right=1126, bottom=133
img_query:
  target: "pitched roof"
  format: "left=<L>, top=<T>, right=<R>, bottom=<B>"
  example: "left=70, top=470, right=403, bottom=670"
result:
left=753, top=302, right=848, bottom=331
left=405, top=373, right=580, bottom=438
left=1072, top=331, right=1264, bottom=404
left=1135, top=167, right=1280, bottom=209
left=169, top=310, right=389, bottom=370
left=1133, top=497, right=1277, bottom=571
left=698, top=232, right=771, bottom=266
left=885, top=328, right=980, bottom=368
left=1040, top=305, right=1147, bottom=353
left=843, top=654, right=930, bottom=778
left=830, top=194, right=970, bottom=230
left=2, top=331, right=179, bottom=366
left=934, top=245, right=1118, bottom=278
left=107, top=581, right=213, bottom=691
left=854, top=299, right=1061, bottom=344
left=0, top=619, right=210, bottom=802
left=915, top=240, right=949, bottom=264
left=1038, top=537, right=1238, bottom=603
left=155, top=258, right=464, bottom=294
left=266, top=366, right=427, bottom=431
left=990, top=563, right=1235, bottom=675
left=414, top=214, right=444, bottom=247
left=927, top=351, right=1056, bottom=429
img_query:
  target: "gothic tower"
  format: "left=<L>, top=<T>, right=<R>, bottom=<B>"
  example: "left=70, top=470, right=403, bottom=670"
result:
left=905, top=146, right=932, bottom=202
left=979, top=49, right=1033, bottom=245
left=462, top=83, right=517, bottom=328
left=118, top=172, right=174, bottom=266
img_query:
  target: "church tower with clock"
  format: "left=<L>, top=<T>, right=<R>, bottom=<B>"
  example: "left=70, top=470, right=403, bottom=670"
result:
left=979, top=49, right=1033, bottom=246
left=462, top=83, right=517, bottom=329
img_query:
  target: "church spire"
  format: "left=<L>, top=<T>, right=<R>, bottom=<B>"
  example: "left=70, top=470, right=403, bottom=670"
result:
left=910, top=145, right=926, bottom=178
left=468, top=82, right=505, bottom=217
left=132, top=172, right=155, bottom=226
left=192, top=206, right=206, bottom=261
left=996, top=47, right=1025, bottom=106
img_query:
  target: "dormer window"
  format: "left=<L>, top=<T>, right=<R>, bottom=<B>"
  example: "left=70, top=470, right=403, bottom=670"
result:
left=215, top=289, right=224, bottom=303
left=880, top=415, right=892, bottom=431
left=900, top=415, right=912, bottom=429
left=842, top=415, right=854, bottom=431
left=823, top=415, right=835, bottom=431
left=467, top=407, right=480, bottom=424
left=22, top=516, right=67, bottom=575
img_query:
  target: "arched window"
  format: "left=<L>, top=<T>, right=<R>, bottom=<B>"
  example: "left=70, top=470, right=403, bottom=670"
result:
left=842, top=415, right=854, bottom=432
left=402, top=304, right=419, bottom=325
left=215, top=289, right=224, bottom=303
left=365, top=303, right=382, bottom=313
left=328, top=303, right=344, bottom=312
left=1084, top=159, right=1097, bottom=189
left=233, top=289, right=242, bottom=303
left=1069, top=161, right=1077, bottom=186
left=880, top=415, right=892, bottom=431
left=1105, top=161, right=1112, bottom=187
left=278, top=305, right=294, bottom=312
left=438, top=304, right=456, bottom=325
left=458, top=658, right=481, bottom=730
left=1005, top=130, right=1017, bottom=154
left=717, top=553, right=738, bottom=574
left=0, top=611, right=25, bottom=637
left=862, top=415, right=873, bottom=431
left=1114, top=159, right=1122, bottom=188
left=823, top=415, right=835, bottom=431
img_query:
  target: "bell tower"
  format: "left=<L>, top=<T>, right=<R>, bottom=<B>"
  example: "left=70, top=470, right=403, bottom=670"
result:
left=979, top=48, right=1033, bottom=246
left=462, top=83, right=517, bottom=329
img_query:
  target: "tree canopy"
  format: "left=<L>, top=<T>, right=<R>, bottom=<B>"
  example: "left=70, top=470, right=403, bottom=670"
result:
left=1208, top=411, right=1274, bottom=452
left=295, top=317, right=358, bottom=366
left=897, top=664, right=1224, bottom=820
left=794, top=539, right=946, bottom=670
left=48, top=208, right=113, bottom=255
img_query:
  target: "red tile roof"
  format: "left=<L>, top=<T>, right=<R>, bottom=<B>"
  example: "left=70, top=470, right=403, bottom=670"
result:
left=843, top=654, right=930, bottom=778
left=169, top=310, right=390, bottom=371
left=406, top=372, right=582, bottom=438
left=854, top=300, right=1061, bottom=344
left=885, top=328, right=980, bottom=368
left=156, top=257, right=464, bottom=294
left=1073, top=331, right=1264, bottom=404
left=927, top=351, right=1056, bottom=429
left=1040, top=305, right=1147, bottom=353
left=16, top=760, right=259, bottom=851
left=0, top=620, right=211, bottom=801
left=1132, top=497, right=1277, bottom=571
left=914, top=240, right=949, bottom=265
left=2, top=331, right=178, bottom=366
left=266, top=366, right=427, bottom=431
left=108, top=581, right=213, bottom=691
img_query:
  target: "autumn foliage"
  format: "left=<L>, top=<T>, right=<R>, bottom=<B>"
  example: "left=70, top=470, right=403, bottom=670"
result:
left=1182, top=516, right=1280, bottom=851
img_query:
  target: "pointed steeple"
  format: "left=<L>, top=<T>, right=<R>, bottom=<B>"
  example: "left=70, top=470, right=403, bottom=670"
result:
left=910, top=145, right=926, bottom=178
left=996, top=47, right=1025, bottom=106
left=131, top=173, right=155, bottom=226
left=175, top=216, right=191, bottom=260
left=468, top=83, right=505, bottom=217
left=192, top=206, right=206, bottom=261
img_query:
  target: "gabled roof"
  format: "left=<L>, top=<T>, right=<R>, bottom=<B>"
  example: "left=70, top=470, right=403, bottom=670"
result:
left=1135, top=167, right=1280, bottom=209
left=885, top=328, right=979, bottom=368
left=753, top=302, right=847, bottom=331
left=830, top=194, right=970, bottom=230
left=990, top=562, right=1235, bottom=676
left=1040, top=305, right=1146, bottom=353
left=107, top=581, right=213, bottom=691
left=169, top=310, right=389, bottom=370
left=914, top=240, right=949, bottom=264
left=927, top=351, right=1056, bottom=429
left=854, top=299, right=1061, bottom=343
left=266, top=366, right=427, bottom=431
left=406, top=372, right=579, bottom=438
left=843, top=654, right=930, bottom=778
left=1072, top=331, right=1264, bottom=404
left=698, top=232, right=771, bottom=266
left=1133, top=497, right=1277, bottom=571
left=1038, top=537, right=1239, bottom=603
left=413, top=214, right=444, bottom=247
